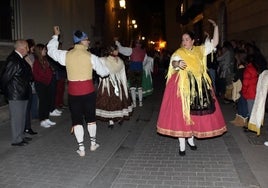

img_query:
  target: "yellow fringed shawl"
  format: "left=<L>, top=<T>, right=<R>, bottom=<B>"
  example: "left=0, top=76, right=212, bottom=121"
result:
left=166, top=45, right=212, bottom=124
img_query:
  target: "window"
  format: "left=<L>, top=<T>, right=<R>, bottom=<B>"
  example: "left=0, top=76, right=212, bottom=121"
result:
left=0, top=0, right=21, bottom=42
left=0, top=0, right=12, bottom=41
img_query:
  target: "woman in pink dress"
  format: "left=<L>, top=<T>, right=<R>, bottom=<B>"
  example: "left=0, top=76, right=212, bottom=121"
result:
left=157, top=19, right=227, bottom=156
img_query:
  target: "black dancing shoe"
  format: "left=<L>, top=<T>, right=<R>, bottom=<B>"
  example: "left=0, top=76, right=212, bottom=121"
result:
left=108, top=120, right=114, bottom=129
left=179, top=150, right=186, bottom=156
left=187, top=142, right=197, bottom=150
left=117, top=119, right=124, bottom=126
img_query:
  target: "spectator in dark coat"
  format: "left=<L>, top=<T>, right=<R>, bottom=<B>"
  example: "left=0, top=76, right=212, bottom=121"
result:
left=0, top=40, right=33, bottom=146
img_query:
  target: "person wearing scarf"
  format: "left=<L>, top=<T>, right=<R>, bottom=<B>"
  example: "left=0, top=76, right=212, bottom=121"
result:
left=157, top=19, right=227, bottom=156
left=96, top=44, right=133, bottom=128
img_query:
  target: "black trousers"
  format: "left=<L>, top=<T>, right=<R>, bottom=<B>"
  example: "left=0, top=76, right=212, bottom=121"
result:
left=35, top=82, right=52, bottom=121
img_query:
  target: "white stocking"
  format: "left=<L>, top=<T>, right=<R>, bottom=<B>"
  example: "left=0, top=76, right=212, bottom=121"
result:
left=178, top=138, right=186, bottom=151
left=130, top=87, right=137, bottom=107
left=138, top=87, right=143, bottom=102
left=74, top=125, right=85, bottom=151
left=87, top=123, right=97, bottom=145
left=187, top=136, right=195, bottom=146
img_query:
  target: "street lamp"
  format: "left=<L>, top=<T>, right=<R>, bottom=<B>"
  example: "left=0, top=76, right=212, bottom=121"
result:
left=112, top=0, right=126, bottom=11
left=129, top=19, right=138, bottom=43
left=119, top=0, right=126, bottom=9
left=131, top=20, right=138, bottom=29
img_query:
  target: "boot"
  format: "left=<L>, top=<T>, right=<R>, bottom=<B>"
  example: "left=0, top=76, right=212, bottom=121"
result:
left=233, top=115, right=246, bottom=127
left=242, top=117, right=248, bottom=128
left=138, top=87, right=143, bottom=107
left=230, top=114, right=239, bottom=125
left=130, top=87, right=137, bottom=107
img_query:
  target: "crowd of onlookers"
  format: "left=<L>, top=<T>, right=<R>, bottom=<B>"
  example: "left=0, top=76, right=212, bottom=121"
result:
left=207, top=39, right=268, bottom=146
left=0, top=38, right=67, bottom=146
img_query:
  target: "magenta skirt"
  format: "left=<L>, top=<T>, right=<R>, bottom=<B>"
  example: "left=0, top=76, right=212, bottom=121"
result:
left=157, top=75, right=227, bottom=138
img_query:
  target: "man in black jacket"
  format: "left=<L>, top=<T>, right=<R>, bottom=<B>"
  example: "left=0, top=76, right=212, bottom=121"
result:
left=1, top=40, right=33, bottom=146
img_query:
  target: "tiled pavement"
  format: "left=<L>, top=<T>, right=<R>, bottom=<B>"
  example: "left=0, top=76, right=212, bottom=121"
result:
left=0, top=74, right=268, bottom=188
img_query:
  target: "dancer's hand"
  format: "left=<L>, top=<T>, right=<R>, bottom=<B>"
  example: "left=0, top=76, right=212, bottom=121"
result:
left=208, top=19, right=217, bottom=27
left=53, top=26, right=60, bottom=35
left=178, top=60, right=187, bottom=70
left=172, top=60, right=187, bottom=70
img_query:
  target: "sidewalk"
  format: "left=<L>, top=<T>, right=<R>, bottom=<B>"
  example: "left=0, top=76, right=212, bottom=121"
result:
left=0, top=74, right=268, bottom=188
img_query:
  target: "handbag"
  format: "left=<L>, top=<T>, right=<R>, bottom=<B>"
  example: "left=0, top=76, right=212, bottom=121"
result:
left=231, top=79, right=242, bottom=102
left=224, top=84, right=233, bottom=101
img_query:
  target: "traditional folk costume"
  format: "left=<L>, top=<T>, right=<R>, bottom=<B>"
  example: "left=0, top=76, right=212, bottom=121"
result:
left=47, top=33, right=109, bottom=157
left=141, top=55, right=154, bottom=97
left=248, top=70, right=268, bottom=135
left=115, top=40, right=146, bottom=107
left=157, top=41, right=227, bottom=139
left=96, top=55, right=133, bottom=124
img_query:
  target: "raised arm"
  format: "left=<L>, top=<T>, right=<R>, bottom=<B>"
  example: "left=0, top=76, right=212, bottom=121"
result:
left=203, top=19, right=219, bottom=55
left=91, top=54, right=109, bottom=77
left=47, top=26, right=67, bottom=66
left=208, top=19, right=219, bottom=48
left=114, top=39, right=132, bottom=56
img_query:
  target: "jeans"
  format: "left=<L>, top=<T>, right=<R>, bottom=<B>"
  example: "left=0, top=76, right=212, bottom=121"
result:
left=237, top=95, right=248, bottom=118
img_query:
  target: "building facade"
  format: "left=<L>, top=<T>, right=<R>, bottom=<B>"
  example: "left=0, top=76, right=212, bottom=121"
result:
left=0, top=0, right=96, bottom=61
left=0, top=0, right=96, bottom=106
left=165, top=0, right=268, bottom=60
